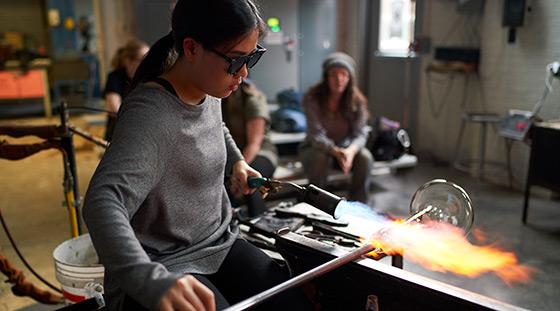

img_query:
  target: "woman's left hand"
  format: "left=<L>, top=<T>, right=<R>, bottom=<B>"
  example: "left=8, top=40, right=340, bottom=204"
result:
left=230, top=160, right=261, bottom=197
left=339, top=145, right=359, bottom=175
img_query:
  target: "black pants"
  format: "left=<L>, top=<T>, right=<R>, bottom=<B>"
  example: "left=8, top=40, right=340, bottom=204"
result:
left=244, top=155, right=275, bottom=217
left=122, top=239, right=311, bottom=310
left=194, top=239, right=310, bottom=310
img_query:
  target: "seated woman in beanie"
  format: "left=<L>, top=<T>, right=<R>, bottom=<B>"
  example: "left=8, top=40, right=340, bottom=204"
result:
left=300, top=52, right=373, bottom=203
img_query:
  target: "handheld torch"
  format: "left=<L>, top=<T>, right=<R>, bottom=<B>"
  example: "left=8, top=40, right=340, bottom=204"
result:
left=247, top=177, right=344, bottom=218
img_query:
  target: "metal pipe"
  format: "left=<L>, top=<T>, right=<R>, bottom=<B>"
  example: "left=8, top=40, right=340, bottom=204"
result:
left=301, top=184, right=343, bottom=218
left=69, top=125, right=109, bottom=148
left=59, top=101, right=83, bottom=235
left=225, top=243, right=375, bottom=311
left=225, top=206, right=434, bottom=311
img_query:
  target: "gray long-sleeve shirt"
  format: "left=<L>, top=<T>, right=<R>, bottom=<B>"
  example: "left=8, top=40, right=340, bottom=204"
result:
left=301, top=93, right=370, bottom=152
left=83, top=84, right=243, bottom=310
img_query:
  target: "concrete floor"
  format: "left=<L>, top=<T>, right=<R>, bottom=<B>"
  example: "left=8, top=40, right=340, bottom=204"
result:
left=369, top=164, right=560, bottom=311
left=1, top=116, right=559, bottom=310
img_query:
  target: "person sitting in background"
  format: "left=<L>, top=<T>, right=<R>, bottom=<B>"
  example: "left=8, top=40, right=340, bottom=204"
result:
left=222, top=79, right=278, bottom=217
left=103, top=39, right=149, bottom=141
left=300, top=52, right=373, bottom=203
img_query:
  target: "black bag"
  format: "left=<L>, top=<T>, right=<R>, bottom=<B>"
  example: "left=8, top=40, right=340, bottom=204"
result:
left=368, top=117, right=411, bottom=161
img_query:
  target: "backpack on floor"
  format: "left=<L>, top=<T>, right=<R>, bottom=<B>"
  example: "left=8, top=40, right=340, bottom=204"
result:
left=368, top=116, right=411, bottom=161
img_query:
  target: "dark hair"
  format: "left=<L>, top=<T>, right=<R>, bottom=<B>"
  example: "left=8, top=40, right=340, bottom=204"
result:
left=306, top=68, right=369, bottom=120
left=132, top=0, right=265, bottom=88
left=110, top=39, right=148, bottom=69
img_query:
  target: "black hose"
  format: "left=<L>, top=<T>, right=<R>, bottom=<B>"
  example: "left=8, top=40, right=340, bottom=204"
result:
left=0, top=208, right=62, bottom=293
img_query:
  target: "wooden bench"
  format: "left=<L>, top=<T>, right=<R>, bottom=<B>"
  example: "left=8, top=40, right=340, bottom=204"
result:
left=269, top=130, right=418, bottom=185
left=273, top=153, right=418, bottom=183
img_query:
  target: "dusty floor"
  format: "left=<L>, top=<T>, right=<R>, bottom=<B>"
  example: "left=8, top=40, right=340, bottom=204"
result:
left=1, top=115, right=559, bottom=310
left=0, top=115, right=103, bottom=311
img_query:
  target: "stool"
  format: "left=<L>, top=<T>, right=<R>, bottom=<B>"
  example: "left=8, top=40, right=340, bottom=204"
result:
left=453, top=113, right=512, bottom=183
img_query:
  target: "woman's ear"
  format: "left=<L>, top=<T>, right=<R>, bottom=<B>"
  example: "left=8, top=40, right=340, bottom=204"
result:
left=182, top=38, right=199, bottom=62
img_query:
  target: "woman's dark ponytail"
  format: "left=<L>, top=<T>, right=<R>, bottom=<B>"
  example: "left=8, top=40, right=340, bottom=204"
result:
left=131, top=32, right=175, bottom=89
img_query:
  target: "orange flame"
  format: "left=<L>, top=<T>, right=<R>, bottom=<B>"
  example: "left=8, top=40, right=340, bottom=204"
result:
left=367, top=220, right=534, bottom=285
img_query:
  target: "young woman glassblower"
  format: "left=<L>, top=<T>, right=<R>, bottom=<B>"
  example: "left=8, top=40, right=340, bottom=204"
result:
left=83, top=1, right=311, bottom=310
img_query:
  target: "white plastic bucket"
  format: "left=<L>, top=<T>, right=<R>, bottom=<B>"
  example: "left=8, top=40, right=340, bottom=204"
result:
left=53, top=234, right=105, bottom=304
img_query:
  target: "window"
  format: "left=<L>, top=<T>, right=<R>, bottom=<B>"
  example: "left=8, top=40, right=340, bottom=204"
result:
left=378, top=0, right=416, bottom=54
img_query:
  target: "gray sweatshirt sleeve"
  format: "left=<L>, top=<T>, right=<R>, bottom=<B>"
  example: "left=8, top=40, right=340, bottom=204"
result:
left=348, top=104, right=371, bottom=149
left=302, top=95, right=336, bottom=152
left=83, top=102, right=180, bottom=310
left=223, top=122, right=244, bottom=174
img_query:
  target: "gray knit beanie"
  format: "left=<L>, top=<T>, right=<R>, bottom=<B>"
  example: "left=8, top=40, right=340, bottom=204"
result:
left=322, top=52, right=356, bottom=77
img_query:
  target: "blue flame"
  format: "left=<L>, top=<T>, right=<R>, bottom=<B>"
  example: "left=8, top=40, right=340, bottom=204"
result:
left=334, top=200, right=393, bottom=238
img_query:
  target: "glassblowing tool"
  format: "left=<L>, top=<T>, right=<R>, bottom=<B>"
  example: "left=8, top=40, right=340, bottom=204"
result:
left=248, top=177, right=344, bottom=218
left=229, top=179, right=474, bottom=311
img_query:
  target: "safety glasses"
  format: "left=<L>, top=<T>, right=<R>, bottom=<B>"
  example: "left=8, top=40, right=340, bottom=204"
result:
left=208, top=44, right=267, bottom=75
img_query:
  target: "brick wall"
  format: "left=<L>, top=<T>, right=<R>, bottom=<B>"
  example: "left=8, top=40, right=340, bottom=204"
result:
left=416, top=0, right=560, bottom=188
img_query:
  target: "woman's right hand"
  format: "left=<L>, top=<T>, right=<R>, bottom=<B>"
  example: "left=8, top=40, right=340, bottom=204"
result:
left=330, top=147, right=352, bottom=175
left=159, top=275, right=216, bottom=311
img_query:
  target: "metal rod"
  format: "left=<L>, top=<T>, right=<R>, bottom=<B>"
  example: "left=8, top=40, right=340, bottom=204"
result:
left=406, top=205, right=433, bottom=223
left=225, top=206, right=433, bottom=310
left=225, top=243, right=375, bottom=311
left=59, top=101, right=82, bottom=235
left=284, top=181, right=305, bottom=192
left=69, top=125, right=109, bottom=148
left=67, top=106, right=116, bottom=116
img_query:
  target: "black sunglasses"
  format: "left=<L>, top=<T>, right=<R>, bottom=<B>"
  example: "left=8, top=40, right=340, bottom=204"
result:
left=208, top=44, right=267, bottom=75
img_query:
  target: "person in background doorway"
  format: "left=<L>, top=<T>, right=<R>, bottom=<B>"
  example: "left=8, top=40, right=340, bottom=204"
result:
left=103, top=39, right=149, bottom=141
left=222, top=79, right=278, bottom=217
left=300, top=52, right=373, bottom=203
left=83, top=1, right=311, bottom=310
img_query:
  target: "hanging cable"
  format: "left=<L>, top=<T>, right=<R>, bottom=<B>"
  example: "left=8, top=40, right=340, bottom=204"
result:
left=531, top=64, right=557, bottom=118
left=0, top=207, right=62, bottom=294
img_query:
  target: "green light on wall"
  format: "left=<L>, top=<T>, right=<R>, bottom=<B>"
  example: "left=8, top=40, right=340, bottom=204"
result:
left=267, top=17, right=281, bottom=33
